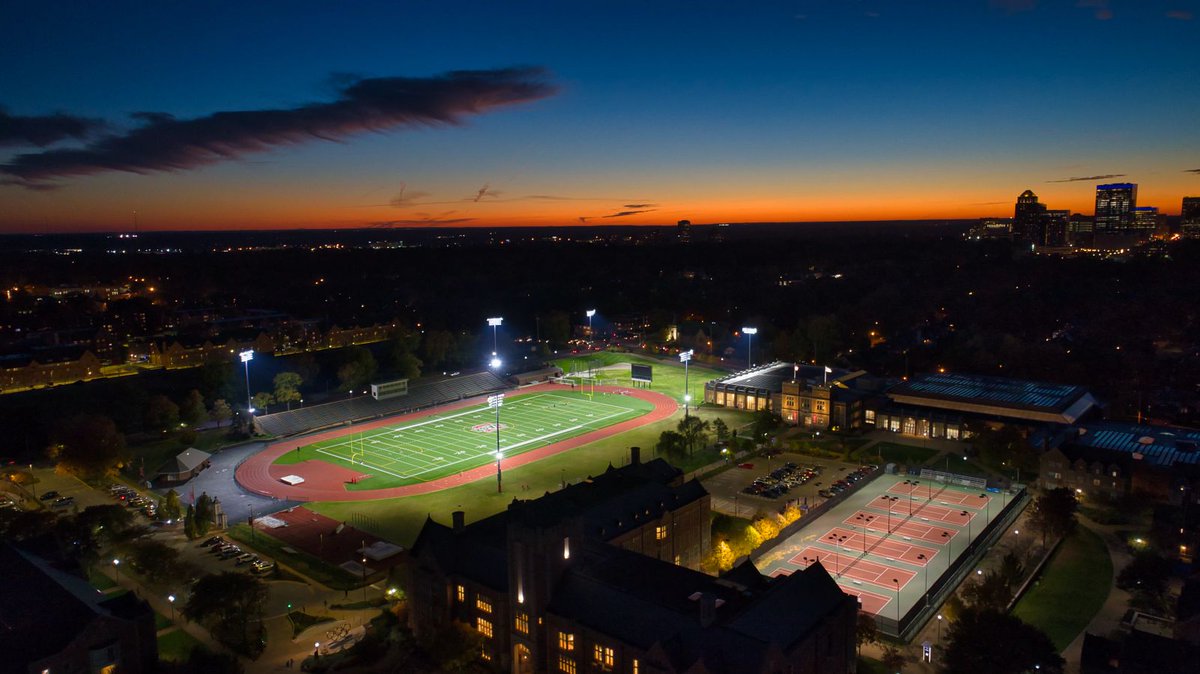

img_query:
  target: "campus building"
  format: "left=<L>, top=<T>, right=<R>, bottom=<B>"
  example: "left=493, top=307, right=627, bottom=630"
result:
left=863, top=372, right=1099, bottom=440
left=0, top=543, right=158, bottom=674
left=1038, top=422, right=1200, bottom=504
left=405, top=452, right=858, bottom=673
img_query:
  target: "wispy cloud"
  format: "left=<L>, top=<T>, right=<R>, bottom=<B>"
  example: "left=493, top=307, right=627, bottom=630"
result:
left=1047, top=173, right=1125, bottom=183
left=1, top=67, right=556, bottom=188
left=1184, top=168, right=1200, bottom=174
left=368, top=211, right=476, bottom=227
left=1166, top=10, right=1193, bottom=20
left=601, top=209, right=656, bottom=218
left=0, top=108, right=104, bottom=147
left=471, top=183, right=501, bottom=202
left=388, top=182, right=431, bottom=207
left=622, top=203, right=657, bottom=209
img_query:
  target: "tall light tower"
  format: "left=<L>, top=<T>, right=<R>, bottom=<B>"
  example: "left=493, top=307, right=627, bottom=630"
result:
left=487, top=317, right=503, bottom=369
left=239, top=350, right=255, bottom=413
left=586, top=309, right=596, bottom=342
left=489, top=393, right=505, bottom=493
left=679, top=349, right=694, bottom=417
left=742, top=327, right=758, bottom=368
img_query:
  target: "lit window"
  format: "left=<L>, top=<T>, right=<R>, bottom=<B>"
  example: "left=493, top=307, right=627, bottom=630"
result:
left=594, top=644, right=615, bottom=670
left=480, top=648, right=492, bottom=661
left=559, top=631, right=575, bottom=651
left=558, top=654, right=577, bottom=674
left=655, top=525, right=668, bottom=541
left=456, top=585, right=465, bottom=602
left=515, top=612, right=530, bottom=634
left=476, top=617, right=493, bottom=638
left=476, top=595, right=492, bottom=613
left=633, top=659, right=640, bottom=674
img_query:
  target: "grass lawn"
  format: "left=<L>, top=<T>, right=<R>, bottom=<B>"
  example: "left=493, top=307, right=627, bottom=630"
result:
left=88, top=567, right=118, bottom=591
left=552, top=351, right=724, bottom=404
left=289, top=610, right=335, bottom=638
left=155, top=612, right=174, bottom=630
left=226, top=523, right=359, bottom=590
left=275, top=390, right=652, bottom=490
left=856, top=657, right=888, bottom=674
left=854, top=442, right=939, bottom=467
left=157, top=627, right=202, bottom=662
left=1012, top=526, right=1112, bottom=650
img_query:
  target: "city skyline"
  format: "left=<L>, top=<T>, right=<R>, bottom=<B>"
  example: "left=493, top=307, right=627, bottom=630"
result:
left=2, top=1, right=1199, bottom=232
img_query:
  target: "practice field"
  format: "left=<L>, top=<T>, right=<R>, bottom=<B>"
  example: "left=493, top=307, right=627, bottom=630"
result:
left=273, top=390, right=653, bottom=491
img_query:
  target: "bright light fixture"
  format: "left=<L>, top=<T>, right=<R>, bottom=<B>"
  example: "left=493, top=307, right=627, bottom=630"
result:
left=490, top=357, right=502, bottom=369
left=239, top=349, right=254, bottom=363
left=742, top=326, right=757, bottom=335
left=487, top=317, right=503, bottom=327
left=586, top=309, right=596, bottom=318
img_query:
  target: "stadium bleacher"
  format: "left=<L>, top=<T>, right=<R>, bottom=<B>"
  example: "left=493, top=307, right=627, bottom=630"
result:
left=255, top=370, right=509, bottom=437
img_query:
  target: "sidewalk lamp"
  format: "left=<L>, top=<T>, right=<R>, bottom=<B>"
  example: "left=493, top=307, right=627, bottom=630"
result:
left=168, top=594, right=176, bottom=622
left=112, top=558, right=121, bottom=579
left=936, top=614, right=942, bottom=644
left=679, top=350, right=693, bottom=417
left=742, top=327, right=758, bottom=368
left=487, top=318, right=503, bottom=369
left=239, top=350, right=255, bottom=414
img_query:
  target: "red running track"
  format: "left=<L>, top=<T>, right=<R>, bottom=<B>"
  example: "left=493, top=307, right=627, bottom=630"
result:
left=235, top=383, right=677, bottom=502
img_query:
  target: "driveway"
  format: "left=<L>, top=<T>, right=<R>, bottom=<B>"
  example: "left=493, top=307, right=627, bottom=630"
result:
left=153, top=441, right=298, bottom=524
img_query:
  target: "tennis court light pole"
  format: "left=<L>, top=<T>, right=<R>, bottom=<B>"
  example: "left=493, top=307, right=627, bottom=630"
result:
left=490, top=394, right=504, bottom=493
left=487, top=318, right=503, bottom=369
left=679, top=350, right=693, bottom=418
left=742, top=327, right=757, bottom=368
left=586, top=309, right=596, bottom=342
left=239, top=350, right=255, bottom=414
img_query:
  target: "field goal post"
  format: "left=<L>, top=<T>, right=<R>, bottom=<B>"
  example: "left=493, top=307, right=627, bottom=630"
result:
left=349, top=434, right=365, bottom=464
left=578, top=376, right=598, bottom=400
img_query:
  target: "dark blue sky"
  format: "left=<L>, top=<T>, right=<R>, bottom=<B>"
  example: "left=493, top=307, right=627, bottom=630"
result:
left=2, top=1, right=1197, bottom=230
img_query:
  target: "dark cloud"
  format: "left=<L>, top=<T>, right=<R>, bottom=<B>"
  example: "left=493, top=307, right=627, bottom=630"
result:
left=578, top=216, right=590, bottom=224
left=1047, top=173, right=1125, bottom=183
left=601, top=209, right=656, bottom=218
left=472, top=184, right=501, bottom=202
left=2, top=67, right=556, bottom=188
left=368, top=212, right=476, bottom=227
left=1185, top=168, right=1200, bottom=174
left=622, top=203, right=657, bottom=208
left=388, top=182, right=430, bottom=207
left=0, top=108, right=104, bottom=147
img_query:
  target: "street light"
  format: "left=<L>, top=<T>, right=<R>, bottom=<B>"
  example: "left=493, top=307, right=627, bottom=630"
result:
left=489, top=394, right=504, bottom=493
left=586, top=309, right=596, bottom=341
left=936, top=614, right=942, bottom=644
left=487, top=317, right=503, bottom=369
left=893, top=577, right=901, bottom=623
left=742, top=327, right=758, bottom=368
left=168, top=594, right=176, bottom=622
left=826, top=533, right=847, bottom=575
left=112, top=558, right=121, bottom=579
left=239, top=350, right=255, bottom=414
left=916, top=553, right=928, bottom=603
left=979, top=493, right=990, bottom=524
left=679, top=350, right=693, bottom=417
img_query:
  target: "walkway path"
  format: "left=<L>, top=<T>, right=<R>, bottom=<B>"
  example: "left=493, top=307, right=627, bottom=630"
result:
left=235, top=383, right=677, bottom=502
left=1059, top=515, right=1133, bottom=673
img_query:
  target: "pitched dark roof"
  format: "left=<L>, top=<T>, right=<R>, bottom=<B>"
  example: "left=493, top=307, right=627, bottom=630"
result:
left=0, top=543, right=152, bottom=667
left=546, top=543, right=852, bottom=672
left=409, top=514, right=510, bottom=591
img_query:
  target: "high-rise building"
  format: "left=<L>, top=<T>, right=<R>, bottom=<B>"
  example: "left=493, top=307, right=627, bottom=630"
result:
left=1183, top=197, right=1200, bottom=237
left=1067, top=214, right=1094, bottom=246
left=676, top=219, right=691, bottom=244
left=1013, top=190, right=1046, bottom=242
left=1040, top=209, right=1070, bottom=247
left=1131, top=206, right=1160, bottom=238
left=1094, top=183, right=1138, bottom=233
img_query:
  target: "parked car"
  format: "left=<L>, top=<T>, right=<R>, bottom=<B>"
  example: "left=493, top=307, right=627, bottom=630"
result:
left=52, top=496, right=75, bottom=508
left=40, top=490, right=60, bottom=501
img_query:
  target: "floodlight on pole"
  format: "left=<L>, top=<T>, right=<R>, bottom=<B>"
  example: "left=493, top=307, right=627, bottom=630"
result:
left=679, top=349, right=693, bottom=417
left=487, top=317, right=503, bottom=369
left=586, top=309, right=596, bottom=341
left=489, top=394, right=504, bottom=493
left=742, top=327, right=757, bottom=368
left=239, top=349, right=254, bottom=415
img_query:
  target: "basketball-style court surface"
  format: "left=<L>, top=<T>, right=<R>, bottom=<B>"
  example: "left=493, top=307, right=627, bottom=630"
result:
left=756, top=473, right=1006, bottom=621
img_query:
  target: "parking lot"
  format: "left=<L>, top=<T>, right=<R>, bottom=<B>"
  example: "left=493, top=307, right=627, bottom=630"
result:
left=701, top=452, right=871, bottom=518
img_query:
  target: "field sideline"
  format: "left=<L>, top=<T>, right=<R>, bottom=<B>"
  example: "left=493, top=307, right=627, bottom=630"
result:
left=274, top=390, right=652, bottom=490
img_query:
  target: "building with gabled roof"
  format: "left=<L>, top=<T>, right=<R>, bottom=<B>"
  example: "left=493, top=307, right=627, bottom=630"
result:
left=405, top=449, right=857, bottom=674
left=153, top=447, right=212, bottom=485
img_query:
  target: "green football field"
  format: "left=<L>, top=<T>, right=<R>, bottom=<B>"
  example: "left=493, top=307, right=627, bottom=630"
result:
left=273, top=390, right=654, bottom=490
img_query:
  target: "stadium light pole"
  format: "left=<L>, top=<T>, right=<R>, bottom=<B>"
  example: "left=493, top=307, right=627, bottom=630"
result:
left=487, top=318, right=503, bottom=369
left=489, top=394, right=504, bottom=493
left=586, top=309, right=596, bottom=342
left=679, top=350, right=693, bottom=418
left=239, top=350, right=255, bottom=414
left=742, top=327, right=758, bottom=368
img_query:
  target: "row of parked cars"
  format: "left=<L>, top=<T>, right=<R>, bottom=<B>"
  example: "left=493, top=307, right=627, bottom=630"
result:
left=817, top=465, right=878, bottom=499
left=202, top=536, right=275, bottom=575
left=742, top=462, right=822, bottom=499
left=108, top=484, right=158, bottom=519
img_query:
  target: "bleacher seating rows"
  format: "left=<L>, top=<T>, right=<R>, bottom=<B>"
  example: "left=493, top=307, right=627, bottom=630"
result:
left=255, top=371, right=509, bottom=437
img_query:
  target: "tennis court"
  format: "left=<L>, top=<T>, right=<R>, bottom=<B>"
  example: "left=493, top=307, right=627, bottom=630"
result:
left=789, top=546, right=917, bottom=592
left=273, top=390, right=652, bottom=490
left=867, top=497, right=977, bottom=526
left=817, top=527, right=939, bottom=566
left=843, top=510, right=959, bottom=544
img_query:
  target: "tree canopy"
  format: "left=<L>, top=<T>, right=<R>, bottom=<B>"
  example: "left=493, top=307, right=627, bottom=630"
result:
left=47, top=413, right=129, bottom=480
left=942, top=608, right=1063, bottom=674
left=183, top=572, right=268, bottom=656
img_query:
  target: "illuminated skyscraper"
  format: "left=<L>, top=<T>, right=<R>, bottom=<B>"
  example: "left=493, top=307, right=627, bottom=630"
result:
left=1013, top=190, right=1046, bottom=242
left=676, top=219, right=691, bottom=244
left=1183, top=197, right=1200, bottom=237
left=1094, top=183, right=1138, bottom=233
left=1131, top=206, right=1159, bottom=238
